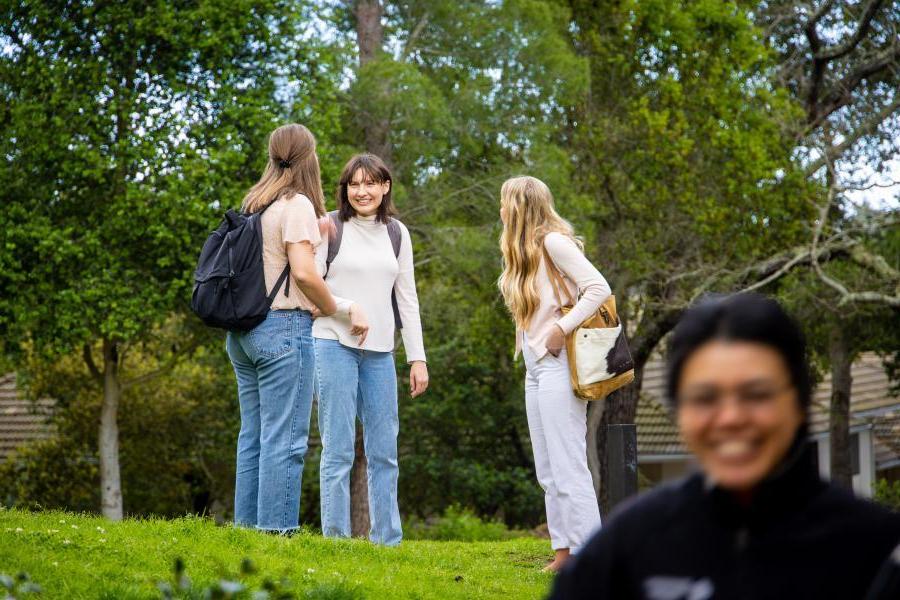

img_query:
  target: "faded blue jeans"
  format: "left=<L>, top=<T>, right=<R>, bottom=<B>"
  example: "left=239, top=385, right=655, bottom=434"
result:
left=226, top=309, right=315, bottom=533
left=314, top=338, right=402, bottom=545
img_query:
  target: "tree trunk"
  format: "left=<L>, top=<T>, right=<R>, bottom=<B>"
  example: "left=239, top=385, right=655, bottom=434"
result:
left=354, top=0, right=382, bottom=65
left=586, top=303, right=681, bottom=516
left=353, top=0, right=392, bottom=166
left=828, top=326, right=853, bottom=489
left=100, top=338, right=123, bottom=520
left=347, top=0, right=386, bottom=534
left=350, top=424, right=370, bottom=537
left=589, top=366, right=643, bottom=515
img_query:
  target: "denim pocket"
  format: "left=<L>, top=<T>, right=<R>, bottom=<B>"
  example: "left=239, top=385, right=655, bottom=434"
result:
left=248, top=313, right=293, bottom=359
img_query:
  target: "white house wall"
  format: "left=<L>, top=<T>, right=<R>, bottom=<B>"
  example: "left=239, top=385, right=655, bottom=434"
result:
left=812, top=427, right=874, bottom=498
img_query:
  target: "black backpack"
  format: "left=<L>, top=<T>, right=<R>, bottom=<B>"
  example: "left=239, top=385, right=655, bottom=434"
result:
left=191, top=204, right=290, bottom=331
left=325, top=210, right=403, bottom=329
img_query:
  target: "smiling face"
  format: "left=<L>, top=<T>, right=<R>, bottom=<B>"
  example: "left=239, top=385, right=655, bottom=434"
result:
left=346, top=168, right=390, bottom=218
left=676, top=340, right=804, bottom=493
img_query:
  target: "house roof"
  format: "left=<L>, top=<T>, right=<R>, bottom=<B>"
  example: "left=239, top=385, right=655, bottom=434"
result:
left=0, top=373, right=55, bottom=461
left=636, top=353, right=900, bottom=471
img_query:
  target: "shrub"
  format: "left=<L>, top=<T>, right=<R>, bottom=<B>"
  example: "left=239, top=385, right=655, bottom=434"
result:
left=874, top=479, right=900, bottom=512
left=405, top=504, right=528, bottom=541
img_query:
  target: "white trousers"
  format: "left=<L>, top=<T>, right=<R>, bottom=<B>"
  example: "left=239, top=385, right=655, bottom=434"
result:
left=522, top=336, right=602, bottom=552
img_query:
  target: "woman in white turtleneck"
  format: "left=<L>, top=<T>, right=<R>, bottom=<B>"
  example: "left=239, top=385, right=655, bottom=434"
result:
left=311, top=153, right=428, bottom=546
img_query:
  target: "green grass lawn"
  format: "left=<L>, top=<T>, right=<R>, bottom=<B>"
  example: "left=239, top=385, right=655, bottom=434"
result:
left=0, top=507, right=555, bottom=599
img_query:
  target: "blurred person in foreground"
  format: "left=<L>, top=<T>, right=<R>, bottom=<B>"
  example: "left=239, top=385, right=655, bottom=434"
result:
left=550, top=293, right=900, bottom=599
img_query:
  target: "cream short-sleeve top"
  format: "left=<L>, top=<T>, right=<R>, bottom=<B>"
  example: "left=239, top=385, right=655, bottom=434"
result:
left=259, top=193, right=322, bottom=311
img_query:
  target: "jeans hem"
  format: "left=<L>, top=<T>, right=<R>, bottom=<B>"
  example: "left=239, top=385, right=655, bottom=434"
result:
left=256, top=525, right=301, bottom=535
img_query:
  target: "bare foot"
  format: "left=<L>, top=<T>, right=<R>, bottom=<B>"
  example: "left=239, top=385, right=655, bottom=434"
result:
left=541, top=548, right=571, bottom=572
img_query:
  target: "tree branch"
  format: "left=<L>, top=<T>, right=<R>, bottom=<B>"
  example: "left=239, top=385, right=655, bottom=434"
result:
left=810, top=179, right=900, bottom=307
left=83, top=344, right=102, bottom=382
left=849, top=244, right=900, bottom=281
left=401, top=13, right=429, bottom=60
left=810, top=0, right=839, bottom=25
left=809, top=44, right=900, bottom=129
left=804, top=95, right=900, bottom=177
left=121, top=337, right=203, bottom=390
left=815, top=0, right=885, bottom=62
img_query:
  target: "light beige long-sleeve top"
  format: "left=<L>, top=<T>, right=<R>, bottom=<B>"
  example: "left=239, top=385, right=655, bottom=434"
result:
left=312, top=214, right=426, bottom=363
left=516, top=232, right=612, bottom=361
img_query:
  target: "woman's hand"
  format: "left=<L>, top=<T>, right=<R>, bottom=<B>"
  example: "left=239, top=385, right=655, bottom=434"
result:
left=409, top=361, right=429, bottom=398
left=349, top=303, right=369, bottom=346
left=546, top=324, right=566, bottom=357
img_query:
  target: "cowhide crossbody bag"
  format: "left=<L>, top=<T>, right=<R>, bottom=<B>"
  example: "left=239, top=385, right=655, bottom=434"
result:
left=543, top=246, right=635, bottom=400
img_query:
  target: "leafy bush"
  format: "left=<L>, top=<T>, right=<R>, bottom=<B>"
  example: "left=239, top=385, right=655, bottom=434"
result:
left=405, top=504, right=528, bottom=542
left=874, top=479, right=900, bottom=512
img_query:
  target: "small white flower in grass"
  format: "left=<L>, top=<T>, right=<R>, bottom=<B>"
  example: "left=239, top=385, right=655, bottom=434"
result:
left=96, top=526, right=106, bottom=533
left=70, top=524, right=78, bottom=529
left=63, top=539, right=71, bottom=545
left=307, top=568, right=315, bottom=574
left=99, top=538, right=107, bottom=543
left=15, top=527, right=23, bottom=533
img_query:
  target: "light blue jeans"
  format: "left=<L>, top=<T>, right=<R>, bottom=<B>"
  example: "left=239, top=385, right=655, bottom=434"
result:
left=226, top=309, right=315, bottom=533
left=314, top=338, right=402, bottom=545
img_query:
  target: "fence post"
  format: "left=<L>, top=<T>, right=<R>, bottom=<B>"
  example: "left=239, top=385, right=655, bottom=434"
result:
left=606, top=423, right=638, bottom=511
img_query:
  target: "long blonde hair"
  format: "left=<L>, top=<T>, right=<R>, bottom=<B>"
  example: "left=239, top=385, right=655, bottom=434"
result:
left=242, top=123, right=326, bottom=216
left=498, top=176, right=583, bottom=330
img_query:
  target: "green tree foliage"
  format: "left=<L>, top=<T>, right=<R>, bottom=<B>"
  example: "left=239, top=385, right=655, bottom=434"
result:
left=0, top=319, right=239, bottom=518
left=1, top=0, right=896, bottom=527
left=325, top=0, right=592, bottom=525
left=0, top=0, right=342, bottom=518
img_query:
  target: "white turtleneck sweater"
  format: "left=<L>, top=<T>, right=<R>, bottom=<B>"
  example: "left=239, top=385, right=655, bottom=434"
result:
left=312, top=214, right=426, bottom=363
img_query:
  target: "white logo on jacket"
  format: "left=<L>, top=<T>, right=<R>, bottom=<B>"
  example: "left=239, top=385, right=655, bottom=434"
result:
left=643, top=576, right=714, bottom=600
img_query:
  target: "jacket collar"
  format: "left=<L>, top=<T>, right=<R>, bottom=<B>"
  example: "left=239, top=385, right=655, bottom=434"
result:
left=702, top=436, right=825, bottom=529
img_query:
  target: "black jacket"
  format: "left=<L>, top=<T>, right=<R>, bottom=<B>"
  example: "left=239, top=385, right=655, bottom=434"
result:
left=550, top=443, right=900, bottom=600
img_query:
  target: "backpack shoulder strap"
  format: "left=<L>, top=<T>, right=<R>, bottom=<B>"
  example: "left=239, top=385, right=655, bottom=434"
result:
left=386, top=218, right=402, bottom=258
left=387, top=218, right=403, bottom=330
left=250, top=202, right=291, bottom=298
left=325, top=210, right=343, bottom=277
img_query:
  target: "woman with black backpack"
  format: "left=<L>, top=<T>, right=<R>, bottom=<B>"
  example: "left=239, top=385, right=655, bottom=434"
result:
left=226, top=123, right=337, bottom=534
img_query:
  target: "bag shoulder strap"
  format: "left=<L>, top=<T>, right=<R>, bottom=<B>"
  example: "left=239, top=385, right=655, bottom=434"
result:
left=267, top=265, right=291, bottom=302
left=387, top=218, right=403, bottom=329
left=249, top=203, right=291, bottom=299
left=325, top=210, right=343, bottom=277
left=386, top=218, right=402, bottom=257
left=542, top=244, right=575, bottom=307
left=324, top=213, right=404, bottom=329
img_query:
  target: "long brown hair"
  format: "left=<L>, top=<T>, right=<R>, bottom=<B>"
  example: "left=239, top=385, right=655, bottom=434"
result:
left=498, top=176, right=582, bottom=330
left=242, top=123, right=326, bottom=216
left=336, top=153, right=396, bottom=223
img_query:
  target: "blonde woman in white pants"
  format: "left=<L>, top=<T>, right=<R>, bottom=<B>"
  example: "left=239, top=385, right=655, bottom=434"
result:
left=498, top=176, right=611, bottom=573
